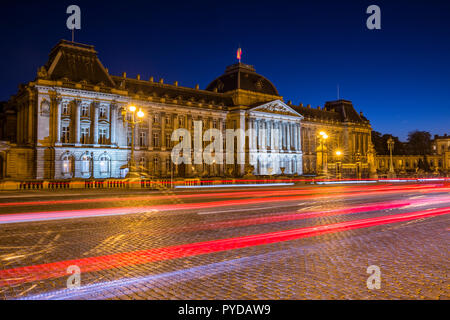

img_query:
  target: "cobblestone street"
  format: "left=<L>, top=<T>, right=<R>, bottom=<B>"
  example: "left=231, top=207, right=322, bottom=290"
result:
left=0, top=183, right=449, bottom=300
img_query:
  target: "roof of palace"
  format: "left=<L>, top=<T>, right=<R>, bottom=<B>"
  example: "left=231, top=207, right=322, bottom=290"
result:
left=206, top=63, right=280, bottom=96
left=26, top=40, right=370, bottom=125
left=43, top=40, right=115, bottom=87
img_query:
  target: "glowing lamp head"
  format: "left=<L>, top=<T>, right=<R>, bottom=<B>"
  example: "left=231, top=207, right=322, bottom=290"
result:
left=336, top=150, right=342, bottom=156
left=322, top=134, right=329, bottom=140
left=137, top=109, right=145, bottom=119
left=319, top=131, right=326, bottom=136
left=128, top=105, right=136, bottom=113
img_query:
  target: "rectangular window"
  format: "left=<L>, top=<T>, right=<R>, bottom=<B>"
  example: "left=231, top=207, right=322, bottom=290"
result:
left=127, top=128, right=132, bottom=147
left=99, top=128, right=107, bottom=144
left=81, top=127, right=90, bottom=144
left=153, top=114, right=159, bottom=124
left=139, top=131, right=147, bottom=147
left=213, top=120, right=217, bottom=129
left=153, top=133, right=159, bottom=147
left=62, top=126, right=70, bottom=143
left=81, top=105, right=89, bottom=117
left=165, top=133, right=171, bottom=148
left=99, top=106, right=107, bottom=118
left=178, top=117, right=184, bottom=127
left=62, top=103, right=70, bottom=115
left=165, top=116, right=170, bottom=125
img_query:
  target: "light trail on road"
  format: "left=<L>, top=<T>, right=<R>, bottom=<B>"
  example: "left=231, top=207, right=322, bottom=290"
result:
left=0, top=183, right=444, bottom=209
left=0, top=185, right=449, bottom=225
left=1, top=206, right=448, bottom=287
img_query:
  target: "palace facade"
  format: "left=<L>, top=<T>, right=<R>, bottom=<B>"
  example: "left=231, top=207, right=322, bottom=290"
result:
left=0, top=40, right=374, bottom=180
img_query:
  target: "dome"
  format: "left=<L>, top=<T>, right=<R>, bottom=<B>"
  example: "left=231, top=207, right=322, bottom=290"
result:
left=206, top=63, right=279, bottom=96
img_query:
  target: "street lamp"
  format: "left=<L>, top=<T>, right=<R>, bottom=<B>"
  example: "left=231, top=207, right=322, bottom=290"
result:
left=387, top=137, right=396, bottom=178
left=335, top=150, right=343, bottom=179
left=122, top=105, right=145, bottom=179
left=318, top=131, right=329, bottom=177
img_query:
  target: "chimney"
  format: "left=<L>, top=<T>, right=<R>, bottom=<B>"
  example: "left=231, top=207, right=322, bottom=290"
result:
left=159, top=78, right=164, bottom=84
left=174, top=81, right=178, bottom=86
left=122, top=72, right=127, bottom=78
left=136, top=74, right=140, bottom=80
left=149, top=76, right=154, bottom=82
left=195, top=84, right=200, bottom=90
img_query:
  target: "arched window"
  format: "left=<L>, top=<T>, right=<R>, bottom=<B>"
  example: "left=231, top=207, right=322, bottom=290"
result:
left=99, top=155, right=110, bottom=176
left=81, top=155, right=90, bottom=174
left=62, top=155, right=72, bottom=174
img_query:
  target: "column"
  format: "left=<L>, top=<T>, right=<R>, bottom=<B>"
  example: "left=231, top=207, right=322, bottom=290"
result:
left=270, top=121, right=275, bottom=151
left=278, top=122, right=283, bottom=151
left=287, top=123, right=292, bottom=151
left=248, top=118, right=254, bottom=151
left=28, top=94, right=34, bottom=144
left=110, top=104, right=117, bottom=146
left=219, top=119, right=224, bottom=175
left=148, top=110, right=153, bottom=149
left=74, top=101, right=81, bottom=144
left=161, top=112, right=166, bottom=149
left=238, top=114, right=246, bottom=176
left=55, top=98, right=62, bottom=144
left=93, top=103, right=99, bottom=145
left=297, top=124, right=301, bottom=151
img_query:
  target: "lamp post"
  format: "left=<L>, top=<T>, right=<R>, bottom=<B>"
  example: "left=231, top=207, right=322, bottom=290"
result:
left=335, top=150, right=343, bottom=179
left=387, top=137, right=396, bottom=178
left=122, top=105, right=145, bottom=179
left=319, top=131, right=329, bottom=177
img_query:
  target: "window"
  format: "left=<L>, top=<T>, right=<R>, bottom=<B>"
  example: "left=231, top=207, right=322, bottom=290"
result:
left=139, top=157, right=146, bottom=170
left=153, top=114, right=159, bottom=124
left=99, top=106, right=107, bottom=118
left=99, top=128, right=108, bottom=145
left=81, top=127, right=90, bottom=144
left=81, top=105, right=89, bottom=117
left=127, top=128, right=132, bottom=147
left=153, top=157, right=159, bottom=174
left=62, top=126, right=70, bottom=143
left=165, top=133, right=171, bottom=148
left=62, top=103, right=70, bottom=115
left=81, top=155, right=90, bottom=174
left=153, top=133, right=160, bottom=147
left=62, top=155, right=72, bottom=174
left=178, top=117, right=184, bottom=127
left=99, top=155, right=110, bottom=175
left=139, top=131, right=147, bottom=147
left=165, top=116, right=170, bottom=125
left=166, top=158, right=171, bottom=171
left=213, top=120, right=218, bottom=129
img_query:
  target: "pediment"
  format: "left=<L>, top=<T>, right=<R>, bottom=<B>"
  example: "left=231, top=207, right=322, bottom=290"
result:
left=249, top=100, right=303, bottom=118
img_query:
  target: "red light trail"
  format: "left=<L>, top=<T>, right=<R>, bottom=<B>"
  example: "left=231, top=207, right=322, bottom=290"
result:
left=0, top=185, right=448, bottom=224
left=0, top=183, right=444, bottom=208
left=1, top=206, right=448, bottom=287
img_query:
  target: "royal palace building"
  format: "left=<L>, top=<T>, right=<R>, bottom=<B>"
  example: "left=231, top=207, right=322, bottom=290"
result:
left=0, top=40, right=374, bottom=180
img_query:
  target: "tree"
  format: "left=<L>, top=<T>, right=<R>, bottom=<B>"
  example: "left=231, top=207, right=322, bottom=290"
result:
left=371, top=131, right=386, bottom=155
left=407, top=131, right=432, bottom=155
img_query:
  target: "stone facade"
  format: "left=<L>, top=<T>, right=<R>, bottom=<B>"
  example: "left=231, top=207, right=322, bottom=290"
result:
left=0, top=40, right=373, bottom=180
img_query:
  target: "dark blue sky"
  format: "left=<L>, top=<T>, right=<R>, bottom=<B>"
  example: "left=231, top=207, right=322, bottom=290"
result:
left=1, top=0, right=449, bottom=140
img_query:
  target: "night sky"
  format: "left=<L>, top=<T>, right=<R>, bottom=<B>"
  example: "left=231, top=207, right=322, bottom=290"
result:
left=1, top=0, right=449, bottom=140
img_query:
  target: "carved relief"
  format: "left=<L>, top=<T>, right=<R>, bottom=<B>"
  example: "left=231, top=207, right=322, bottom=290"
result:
left=40, top=98, right=51, bottom=115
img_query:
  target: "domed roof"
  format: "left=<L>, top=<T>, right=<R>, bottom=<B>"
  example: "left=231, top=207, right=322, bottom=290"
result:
left=206, top=63, right=279, bottom=96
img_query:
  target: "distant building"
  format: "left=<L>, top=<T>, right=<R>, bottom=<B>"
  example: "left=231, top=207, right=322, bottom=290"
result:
left=0, top=40, right=373, bottom=180
left=376, top=134, right=449, bottom=174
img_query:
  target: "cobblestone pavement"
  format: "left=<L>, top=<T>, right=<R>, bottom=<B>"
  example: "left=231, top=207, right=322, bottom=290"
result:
left=0, top=183, right=448, bottom=300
